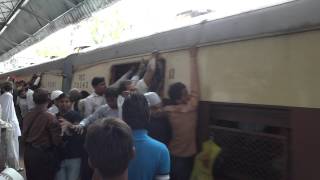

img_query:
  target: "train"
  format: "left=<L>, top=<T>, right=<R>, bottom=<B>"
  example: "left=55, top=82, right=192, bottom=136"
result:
left=1, top=1, right=320, bottom=180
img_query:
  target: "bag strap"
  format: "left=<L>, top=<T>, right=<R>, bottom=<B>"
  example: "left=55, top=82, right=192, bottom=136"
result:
left=24, top=112, right=42, bottom=143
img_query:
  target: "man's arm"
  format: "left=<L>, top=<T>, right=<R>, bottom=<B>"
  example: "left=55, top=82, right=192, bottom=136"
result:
left=72, top=105, right=109, bottom=134
left=80, top=106, right=106, bottom=127
left=155, top=145, right=171, bottom=180
left=110, top=68, right=134, bottom=88
left=142, top=54, right=157, bottom=88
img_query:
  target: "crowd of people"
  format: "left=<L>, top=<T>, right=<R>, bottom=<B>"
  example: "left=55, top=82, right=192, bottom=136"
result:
left=0, top=47, right=201, bottom=180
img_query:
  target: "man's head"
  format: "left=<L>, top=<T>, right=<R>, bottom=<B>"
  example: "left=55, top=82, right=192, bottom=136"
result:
left=69, top=88, right=82, bottom=102
left=122, top=93, right=150, bottom=130
left=168, top=82, right=189, bottom=104
left=33, top=88, right=50, bottom=105
left=56, top=93, right=71, bottom=113
left=119, top=80, right=136, bottom=97
left=1, top=81, right=13, bottom=92
left=144, top=92, right=162, bottom=113
left=81, top=90, right=90, bottom=99
left=91, top=77, right=106, bottom=96
left=51, top=90, right=64, bottom=105
left=85, top=118, right=134, bottom=179
left=105, top=87, right=118, bottom=109
left=17, top=88, right=27, bottom=98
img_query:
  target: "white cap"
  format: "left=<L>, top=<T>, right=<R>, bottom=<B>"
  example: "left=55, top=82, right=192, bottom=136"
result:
left=144, top=92, right=162, bottom=107
left=50, top=90, right=64, bottom=101
left=0, top=168, right=24, bottom=180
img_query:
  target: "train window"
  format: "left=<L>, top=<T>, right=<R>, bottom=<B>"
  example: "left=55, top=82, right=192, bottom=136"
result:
left=109, top=62, right=140, bottom=85
left=208, top=104, right=290, bottom=180
left=109, top=58, right=166, bottom=95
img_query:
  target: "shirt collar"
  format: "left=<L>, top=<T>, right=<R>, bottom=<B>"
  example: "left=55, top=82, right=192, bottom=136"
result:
left=133, top=129, right=148, bottom=140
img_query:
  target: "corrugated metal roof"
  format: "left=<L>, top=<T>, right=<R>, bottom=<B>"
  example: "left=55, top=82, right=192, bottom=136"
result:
left=0, top=0, right=116, bottom=62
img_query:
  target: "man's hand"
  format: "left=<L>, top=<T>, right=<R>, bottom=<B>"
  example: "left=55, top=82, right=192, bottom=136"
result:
left=59, top=118, right=73, bottom=136
left=72, top=124, right=85, bottom=135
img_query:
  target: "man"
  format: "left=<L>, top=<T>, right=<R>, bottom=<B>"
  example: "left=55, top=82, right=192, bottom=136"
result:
left=0, top=82, right=21, bottom=170
left=55, top=93, right=83, bottom=180
left=144, top=92, right=171, bottom=146
left=48, top=90, right=64, bottom=114
left=111, top=53, right=157, bottom=93
left=164, top=47, right=200, bottom=180
left=83, top=77, right=107, bottom=117
left=26, top=74, right=41, bottom=111
left=68, top=88, right=82, bottom=111
left=23, top=88, right=62, bottom=180
left=0, top=168, right=24, bottom=180
left=70, top=87, right=119, bottom=134
left=17, top=88, right=28, bottom=118
left=122, top=93, right=170, bottom=180
left=85, top=118, right=134, bottom=180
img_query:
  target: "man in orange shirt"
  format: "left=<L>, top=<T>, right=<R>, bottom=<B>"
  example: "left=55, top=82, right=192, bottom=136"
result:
left=164, top=47, right=200, bottom=180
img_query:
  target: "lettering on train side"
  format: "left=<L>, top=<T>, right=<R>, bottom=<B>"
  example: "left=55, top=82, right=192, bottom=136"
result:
left=46, top=81, right=57, bottom=89
left=169, top=68, right=175, bottom=79
left=73, top=73, right=89, bottom=89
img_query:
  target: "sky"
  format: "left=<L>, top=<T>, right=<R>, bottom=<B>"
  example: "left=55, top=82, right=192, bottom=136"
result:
left=0, top=0, right=293, bottom=73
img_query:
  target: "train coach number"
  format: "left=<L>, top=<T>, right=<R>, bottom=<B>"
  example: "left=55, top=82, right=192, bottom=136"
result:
left=78, top=74, right=86, bottom=81
left=47, top=81, right=56, bottom=88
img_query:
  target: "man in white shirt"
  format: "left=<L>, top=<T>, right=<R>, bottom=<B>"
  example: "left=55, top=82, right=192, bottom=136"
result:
left=0, top=82, right=21, bottom=170
left=17, top=88, right=28, bottom=118
left=26, top=75, right=41, bottom=111
left=83, top=77, right=107, bottom=118
left=47, top=90, right=64, bottom=115
left=116, top=55, right=158, bottom=118
left=26, top=88, right=35, bottom=111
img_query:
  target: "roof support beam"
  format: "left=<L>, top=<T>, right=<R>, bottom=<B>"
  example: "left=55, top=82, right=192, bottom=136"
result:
left=0, top=38, right=15, bottom=48
left=0, top=36, right=19, bottom=46
left=63, top=0, right=77, bottom=8
left=6, top=24, right=32, bottom=37
left=0, top=48, right=6, bottom=53
left=20, top=7, right=51, bottom=23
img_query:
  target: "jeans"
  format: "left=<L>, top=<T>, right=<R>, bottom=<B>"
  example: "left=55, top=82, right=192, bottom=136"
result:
left=55, top=158, right=81, bottom=180
left=170, top=155, right=194, bottom=180
left=24, top=145, right=57, bottom=180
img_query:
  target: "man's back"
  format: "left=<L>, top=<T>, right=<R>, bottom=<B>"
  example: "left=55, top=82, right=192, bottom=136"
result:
left=128, top=130, right=170, bottom=180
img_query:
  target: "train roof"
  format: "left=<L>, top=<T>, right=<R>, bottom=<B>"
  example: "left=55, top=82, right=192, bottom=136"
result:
left=1, top=0, right=320, bottom=77
left=0, top=0, right=117, bottom=62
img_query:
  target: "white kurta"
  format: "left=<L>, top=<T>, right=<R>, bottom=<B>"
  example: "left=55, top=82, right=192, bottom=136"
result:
left=26, top=89, right=35, bottom=111
left=0, top=92, right=21, bottom=169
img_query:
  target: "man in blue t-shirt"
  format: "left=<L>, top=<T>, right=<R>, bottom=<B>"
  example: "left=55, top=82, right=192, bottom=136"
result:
left=122, top=93, right=170, bottom=180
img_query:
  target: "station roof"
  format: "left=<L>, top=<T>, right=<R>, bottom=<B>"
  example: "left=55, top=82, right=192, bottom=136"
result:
left=0, top=0, right=115, bottom=62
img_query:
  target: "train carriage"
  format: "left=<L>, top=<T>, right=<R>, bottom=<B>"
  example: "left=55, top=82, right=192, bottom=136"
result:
left=1, top=1, right=320, bottom=179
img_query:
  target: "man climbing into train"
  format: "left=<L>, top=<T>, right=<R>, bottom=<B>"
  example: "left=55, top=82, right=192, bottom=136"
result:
left=164, top=47, right=200, bottom=180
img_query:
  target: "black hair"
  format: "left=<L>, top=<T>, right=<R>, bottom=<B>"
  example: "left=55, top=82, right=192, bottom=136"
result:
left=168, top=82, right=186, bottom=102
left=17, top=88, right=27, bottom=96
left=118, top=80, right=132, bottom=94
left=85, top=118, right=133, bottom=179
left=81, top=90, right=90, bottom=99
left=1, top=81, right=13, bottom=92
left=105, top=87, right=119, bottom=98
left=55, top=93, right=68, bottom=101
left=69, top=88, right=82, bottom=102
left=33, top=88, right=49, bottom=105
left=122, top=93, right=150, bottom=130
left=91, top=77, right=105, bottom=87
